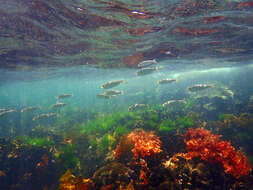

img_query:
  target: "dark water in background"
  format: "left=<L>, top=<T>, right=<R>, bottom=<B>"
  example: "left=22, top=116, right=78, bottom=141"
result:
left=1, top=0, right=253, bottom=189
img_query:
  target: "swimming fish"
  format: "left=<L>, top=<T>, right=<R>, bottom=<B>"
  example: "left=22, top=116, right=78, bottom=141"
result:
left=136, top=67, right=158, bottom=76
left=96, top=94, right=117, bottom=99
left=101, top=79, right=125, bottom=89
left=33, top=113, right=57, bottom=121
left=21, top=106, right=40, bottom=113
left=162, top=100, right=185, bottom=107
left=56, top=94, right=73, bottom=99
left=128, top=104, right=148, bottom=111
left=51, top=102, right=67, bottom=108
left=158, top=78, right=177, bottom=85
left=187, top=84, right=214, bottom=92
left=0, top=109, right=16, bottom=117
left=104, top=90, right=123, bottom=96
left=137, top=59, right=157, bottom=68
left=0, top=108, right=10, bottom=112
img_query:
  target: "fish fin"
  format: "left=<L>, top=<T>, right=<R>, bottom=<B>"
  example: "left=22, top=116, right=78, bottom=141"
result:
left=122, top=79, right=126, bottom=83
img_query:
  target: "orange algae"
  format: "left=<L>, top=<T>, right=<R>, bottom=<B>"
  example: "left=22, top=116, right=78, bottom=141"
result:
left=59, top=170, right=93, bottom=190
left=113, top=129, right=162, bottom=159
left=173, top=127, right=252, bottom=178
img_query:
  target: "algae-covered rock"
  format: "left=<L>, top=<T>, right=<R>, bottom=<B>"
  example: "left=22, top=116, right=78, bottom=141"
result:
left=93, top=162, right=134, bottom=189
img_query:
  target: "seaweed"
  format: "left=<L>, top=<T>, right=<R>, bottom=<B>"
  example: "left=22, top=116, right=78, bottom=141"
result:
left=158, top=115, right=195, bottom=133
left=17, top=136, right=55, bottom=147
left=57, top=145, right=80, bottom=170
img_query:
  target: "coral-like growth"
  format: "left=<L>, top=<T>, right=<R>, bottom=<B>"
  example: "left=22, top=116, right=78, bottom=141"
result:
left=173, top=127, right=251, bottom=178
left=113, top=129, right=162, bottom=159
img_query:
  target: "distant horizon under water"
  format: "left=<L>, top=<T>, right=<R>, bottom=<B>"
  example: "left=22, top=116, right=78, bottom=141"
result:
left=1, top=1, right=253, bottom=190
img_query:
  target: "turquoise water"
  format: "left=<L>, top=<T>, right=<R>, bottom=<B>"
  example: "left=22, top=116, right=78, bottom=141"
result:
left=1, top=0, right=253, bottom=189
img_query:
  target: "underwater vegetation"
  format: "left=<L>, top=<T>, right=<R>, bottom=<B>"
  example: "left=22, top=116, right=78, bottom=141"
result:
left=158, top=115, right=195, bottom=133
left=172, top=127, right=252, bottom=178
left=57, top=126, right=253, bottom=190
left=2, top=103, right=253, bottom=189
left=113, top=128, right=162, bottom=159
left=57, top=145, right=80, bottom=170
left=17, top=136, right=55, bottom=147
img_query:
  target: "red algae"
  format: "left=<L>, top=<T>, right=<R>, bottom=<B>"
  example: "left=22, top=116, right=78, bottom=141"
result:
left=113, top=129, right=162, bottom=159
left=173, top=127, right=252, bottom=178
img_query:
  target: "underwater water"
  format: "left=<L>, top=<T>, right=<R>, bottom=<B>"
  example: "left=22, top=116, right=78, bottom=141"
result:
left=1, top=0, right=253, bottom=190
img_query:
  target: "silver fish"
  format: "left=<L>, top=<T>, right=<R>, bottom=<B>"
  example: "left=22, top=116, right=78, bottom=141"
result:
left=101, top=79, right=125, bottom=89
left=137, top=59, right=157, bottom=68
left=0, top=108, right=10, bottom=112
left=51, top=102, right=67, bottom=108
left=33, top=113, right=57, bottom=121
left=96, top=94, right=117, bottom=99
left=158, top=78, right=177, bottom=85
left=136, top=67, right=158, bottom=76
left=104, top=90, right=123, bottom=96
left=162, top=100, right=185, bottom=107
left=0, top=109, right=16, bottom=117
left=187, top=84, right=214, bottom=92
left=56, top=94, right=73, bottom=99
left=21, top=106, right=40, bottom=113
left=128, top=104, right=148, bottom=111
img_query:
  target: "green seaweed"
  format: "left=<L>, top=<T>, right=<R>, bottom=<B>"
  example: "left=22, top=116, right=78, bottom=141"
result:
left=177, top=115, right=194, bottom=128
left=158, top=116, right=195, bottom=133
left=158, top=118, right=177, bottom=132
left=114, top=125, right=129, bottom=136
left=97, top=133, right=116, bottom=154
left=79, top=111, right=143, bottom=135
left=218, top=113, right=226, bottom=121
left=184, top=98, right=196, bottom=109
left=58, top=145, right=79, bottom=170
left=17, top=136, right=55, bottom=147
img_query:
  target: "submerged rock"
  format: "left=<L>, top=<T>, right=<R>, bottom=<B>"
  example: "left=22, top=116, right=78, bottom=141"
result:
left=93, top=162, right=134, bottom=189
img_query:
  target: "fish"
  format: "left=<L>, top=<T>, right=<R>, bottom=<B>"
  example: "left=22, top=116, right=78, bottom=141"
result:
left=51, top=102, right=67, bottom=108
left=96, top=94, right=117, bottom=99
left=56, top=94, right=73, bottom=99
left=137, top=59, right=157, bottom=68
left=21, top=106, right=40, bottom=113
left=0, top=108, right=10, bottom=112
left=128, top=104, right=148, bottom=111
left=0, top=109, right=16, bottom=117
left=101, top=79, right=125, bottom=89
left=187, top=84, right=214, bottom=92
left=162, top=100, right=185, bottom=107
left=33, top=113, right=57, bottom=121
left=136, top=67, right=158, bottom=76
left=104, top=90, right=123, bottom=96
left=158, top=78, right=177, bottom=85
